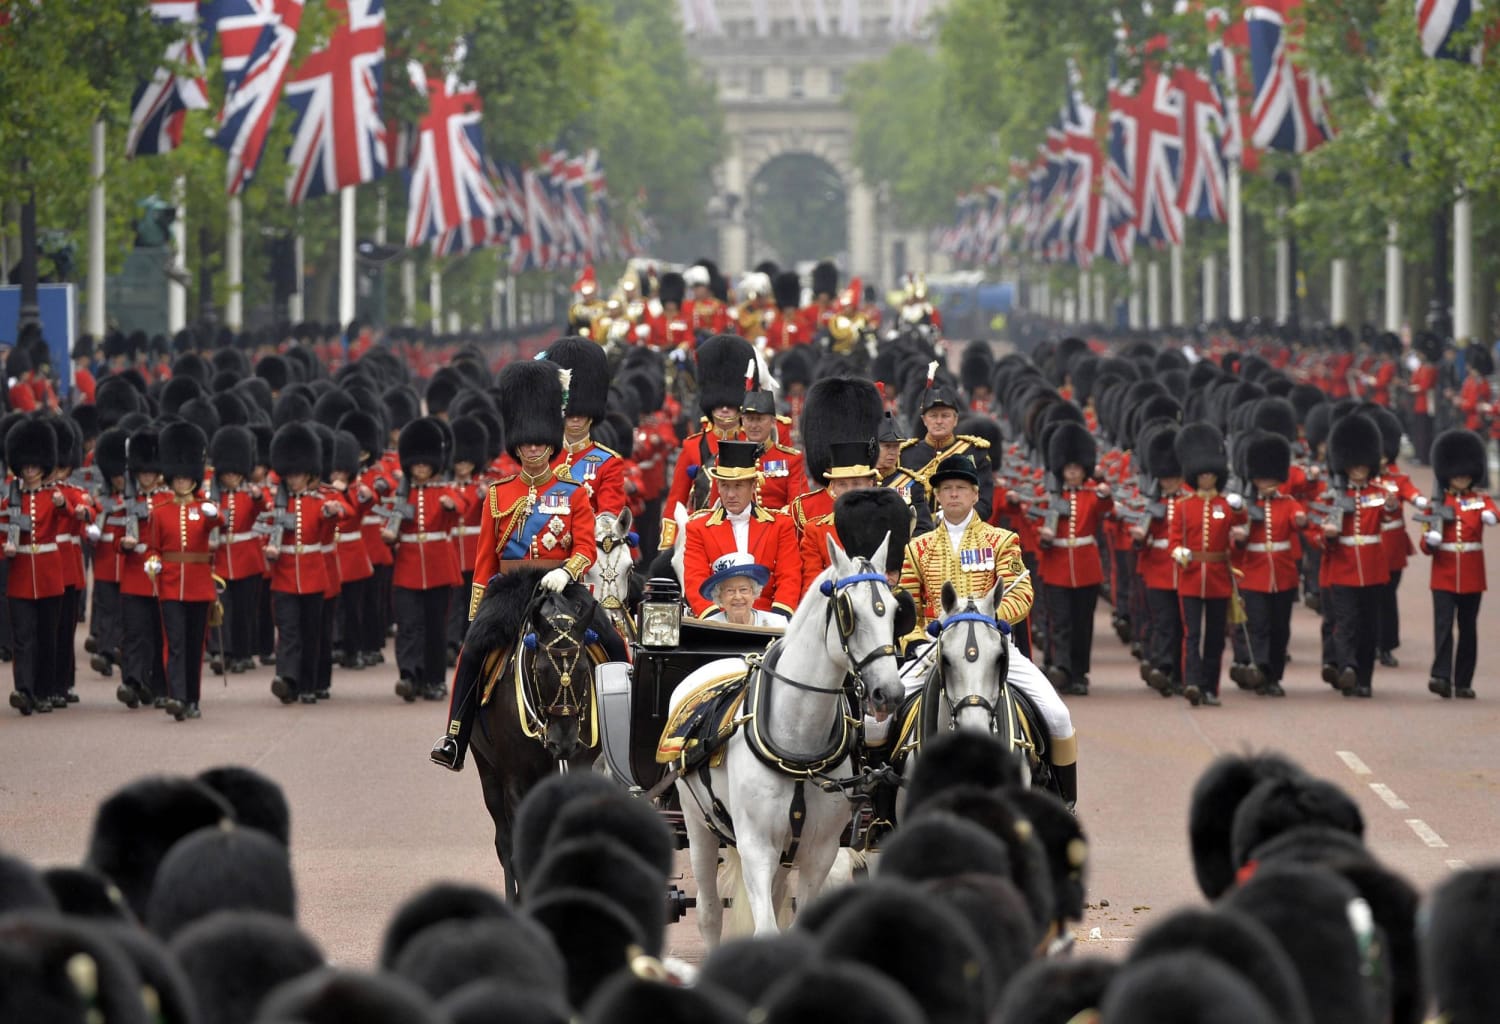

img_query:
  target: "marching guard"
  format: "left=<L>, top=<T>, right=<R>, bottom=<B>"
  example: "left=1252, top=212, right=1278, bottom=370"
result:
left=1422, top=429, right=1498, bottom=700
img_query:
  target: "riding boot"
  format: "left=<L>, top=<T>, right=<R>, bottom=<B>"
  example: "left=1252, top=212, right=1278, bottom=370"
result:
left=1052, top=761, right=1078, bottom=811
left=431, top=644, right=487, bottom=772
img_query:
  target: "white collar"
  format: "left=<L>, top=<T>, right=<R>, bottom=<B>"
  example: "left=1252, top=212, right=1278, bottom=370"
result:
left=943, top=510, right=974, bottom=538
left=724, top=505, right=752, bottom=524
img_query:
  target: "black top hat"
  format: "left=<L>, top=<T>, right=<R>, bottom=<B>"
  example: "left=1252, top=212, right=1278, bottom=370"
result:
left=930, top=453, right=980, bottom=488
left=824, top=440, right=877, bottom=480
left=708, top=440, right=762, bottom=482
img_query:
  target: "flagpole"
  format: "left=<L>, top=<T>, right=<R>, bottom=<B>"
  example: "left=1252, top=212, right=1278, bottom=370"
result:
left=226, top=194, right=244, bottom=331
left=1094, top=274, right=1107, bottom=328
left=1169, top=243, right=1184, bottom=327
left=1079, top=268, right=1091, bottom=323
left=1228, top=161, right=1245, bottom=322
left=87, top=119, right=107, bottom=339
left=401, top=258, right=416, bottom=326
left=1454, top=189, right=1473, bottom=343
left=1202, top=253, right=1218, bottom=322
left=1384, top=221, right=1402, bottom=334
left=1329, top=258, right=1349, bottom=326
left=1275, top=205, right=1290, bottom=324
left=429, top=265, right=442, bottom=335
left=1128, top=260, right=1142, bottom=329
left=167, top=177, right=187, bottom=333
left=1147, top=258, right=1162, bottom=330
left=339, top=185, right=356, bottom=329
left=288, top=234, right=304, bottom=323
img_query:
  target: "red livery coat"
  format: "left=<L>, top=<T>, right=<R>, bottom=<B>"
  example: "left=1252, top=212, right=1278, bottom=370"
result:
left=3, top=484, right=73, bottom=599
left=682, top=504, right=801, bottom=618
left=1318, top=484, right=1391, bottom=589
left=1169, top=492, right=1246, bottom=599
left=1237, top=492, right=1305, bottom=594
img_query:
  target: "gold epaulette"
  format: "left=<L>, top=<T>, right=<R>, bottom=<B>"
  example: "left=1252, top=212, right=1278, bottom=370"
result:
left=956, top=434, right=991, bottom=450
left=752, top=506, right=778, bottom=523
left=898, top=438, right=921, bottom=452
left=771, top=441, right=801, bottom=456
left=776, top=413, right=792, bottom=425
left=588, top=442, right=622, bottom=459
left=492, top=474, right=517, bottom=486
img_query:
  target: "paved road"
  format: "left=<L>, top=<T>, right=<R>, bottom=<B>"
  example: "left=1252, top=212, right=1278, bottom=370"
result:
left=2, top=500, right=1496, bottom=966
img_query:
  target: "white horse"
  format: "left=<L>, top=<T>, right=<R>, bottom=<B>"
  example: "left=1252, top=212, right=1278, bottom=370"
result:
left=583, top=509, right=637, bottom=642
left=669, top=535, right=906, bottom=945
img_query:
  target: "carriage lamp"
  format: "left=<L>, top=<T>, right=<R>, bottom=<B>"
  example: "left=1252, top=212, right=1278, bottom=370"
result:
left=639, top=577, right=683, bottom=648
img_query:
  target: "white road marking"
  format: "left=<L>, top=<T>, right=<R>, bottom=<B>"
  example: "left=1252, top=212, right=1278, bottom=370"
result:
left=1369, top=783, right=1409, bottom=810
left=1406, top=819, right=1448, bottom=848
left=1447, top=859, right=1469, bottom=871
left=1336, top=750, right=1372, bottom=776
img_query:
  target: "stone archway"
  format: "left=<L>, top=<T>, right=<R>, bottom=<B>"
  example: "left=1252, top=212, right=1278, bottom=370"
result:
left=744, top=151, right=848, bottom=269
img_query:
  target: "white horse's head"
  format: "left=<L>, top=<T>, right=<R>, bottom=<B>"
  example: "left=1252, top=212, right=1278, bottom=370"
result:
left=933, top=580, right=1009, bottom=733
left=586, top=508, right=635, bottom=611
left=821, top=532, right=905, bottom=718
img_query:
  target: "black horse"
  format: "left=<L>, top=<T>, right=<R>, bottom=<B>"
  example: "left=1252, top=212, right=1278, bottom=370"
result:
left=459, top=568, right=618, bottom=899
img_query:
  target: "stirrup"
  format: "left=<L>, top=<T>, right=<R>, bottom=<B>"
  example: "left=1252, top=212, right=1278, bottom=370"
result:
left=430, top=736, right=464, bottom=772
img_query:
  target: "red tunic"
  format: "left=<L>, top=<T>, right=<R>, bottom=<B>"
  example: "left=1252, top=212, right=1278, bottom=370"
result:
left=1318, top=484, right=1391, bottom=589
left=55, top=482, right=93, bottom=590
left=471, top=470, right=597, bottom=610
left=452, top=478, right=488, bottom=574
left=318, top=485, right=353, bottom=598
left=682, top=504, right=802, bottom=618
left=1377, top=469, right=1420, bottom=573
left=1038, top=487, right=1112, bottom=589
left=144, top=496, right=220, bottom=603
left=552, top=439, right=626, bottom=518
left=788, top=487, right=834, bottom=537
left=358, top=464, right=396, bottom=568
left=120, top=489, right=174, bottom=598
left=265, top=491, right=336, bottom=596
left=755, top=443, right=805, bottom=513
left=3, top=484, right=72, bottom=599
left=92, top=492, right=128, bottom=585
left=214, top=488, right=268, bottom=581
left=1411, top=364, right=1439, bottom=416
left=1169, top=492, right=1245, bottom=599
left=334, top=483, right=375, bottom=584
left=1421, top=490, right=1498, bottom=594
left=1135, top=487, right=1191, bottom=592
left=662, top=427, right=742, bottom=542
left=391, top=483, right=461, bottom=591
left=1237, top=492, right=1305, bottom=594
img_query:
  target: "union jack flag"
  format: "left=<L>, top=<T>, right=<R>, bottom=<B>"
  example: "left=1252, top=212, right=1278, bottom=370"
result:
left=1109, top=50, right=1183, bottom=247
left=282, top=0, right=386, bottom=204
left=1173, top=66, right=1227, bottom=223
left=511, top=164, right=561, bottom=273
left=403, top=60, right=501, bottom=253
left=1246, top=0, right=1333, bottom=154
left=1104, top=59, right=1138, bottom=264
left=125, top=2, right=210, bottom=157
left=207, top=0, right=305, bottom=194
left=1418, top=0, right=1489, bottom=61
left=1208, top=6, right=1259, bottom=172
left=1060, top=63, right=1108, bottom=267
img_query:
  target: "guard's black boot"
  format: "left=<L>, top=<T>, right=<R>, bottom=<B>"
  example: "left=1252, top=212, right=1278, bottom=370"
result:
left=430, top=734, right=464, bottom=772
left=9, top=691, right=34, bottom=716
left=115, top=682, right=141, bottom=709
left=270, top=677, right=295, bottom=704
left=1052, top=761, right=1078, bottom=812
left=1378, top=650, right=1399, bottom=668
left=395, top=675, right=418, bottom=702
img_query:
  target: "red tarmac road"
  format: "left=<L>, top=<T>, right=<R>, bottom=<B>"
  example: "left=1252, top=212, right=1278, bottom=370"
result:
left=1, top=495, right=1496, bottom=966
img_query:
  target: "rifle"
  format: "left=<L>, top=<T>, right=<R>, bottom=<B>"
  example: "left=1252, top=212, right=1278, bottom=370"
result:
left=6, top=480, right=27, bottom=550
left=1026, top=488, right=1069, bottom=535
left=68, top=465, right=103, bottom=497
left=1411, top=498, right=1455, bottom=532
left=370, top=475, right=413, bottom=535
left=1305, top=475, right=1358, bottom=527
left=253, top=487, right=297, bottom=542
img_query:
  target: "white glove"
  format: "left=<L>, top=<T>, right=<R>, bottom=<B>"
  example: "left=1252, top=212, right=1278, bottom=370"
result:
left=1413, top=495, right=1430, bottom=511
left=539, top=568, right=571, bottom=593
left=1171, top=547, right=1191, bottom=567
left=1425, top=531, right=1443, bottom=548
left=200, top=501, right=219, bottom=519
left=1225, top=493, right=1244, bottom=511
left=1484, top=511, right=1498, bottom=527
left=144, top=557, right=163, bottom=577
left=85, top=523, right=102, bottom=543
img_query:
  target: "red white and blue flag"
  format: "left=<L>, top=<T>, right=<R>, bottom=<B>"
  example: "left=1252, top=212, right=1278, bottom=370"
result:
left=404, top=59, right=502, bottom=253
left=1173, top=65, right=1228, bottom=223
left=1246, top=0, right=1333, bottom=154
left=1208, top=5, right=1259, bottom=172
left=1060, top=62, right=1107, bottom=267
left=282, top=0, right=386, bottom=204
left=1109, top=50, right=1184, bottom=247
left=207, top=0, right=305, bottom=194
left=1418, top=0, right=1489, bottom=61
left=125, top=1, right=210, bottom=157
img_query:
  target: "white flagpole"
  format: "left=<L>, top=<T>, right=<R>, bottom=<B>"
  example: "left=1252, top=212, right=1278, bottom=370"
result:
left=1384, top=220, right=1402, bottom=333
left=1147, top=258, right=1162, bottom=330
left=1454, top=190, right=1473, bottom=342
left=1169, top=242, right=1184, bottom=326
left=87, top=119, right=107, bottom=339
left=1094, top=273, right=1106, bottom=327
left=288, top=234, right=305, bottom=323
left=401, top=258, right=416, bottom=326
left=429, top=265, right=442, bottom=334
left=338, top=185, right=356, bottom=329
left=1202, top=254, right=1218, bottom=323
left=226, top=195, right=244, bottom=330
left=1329, top=258, right=1349, bottom=326
left=167, top=176, right=187, bottom=333
left=1079, top=268, right=1091, bottom=322
left=1275, top=206, right=1290, bottom=324
left=1128, top=260, right=1143, bottom=328
left=1228, top=162, right=1245, bottom=322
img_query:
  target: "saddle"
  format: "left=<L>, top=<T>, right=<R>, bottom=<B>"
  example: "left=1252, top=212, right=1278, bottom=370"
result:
left=656, top=671, right=748, bottom=770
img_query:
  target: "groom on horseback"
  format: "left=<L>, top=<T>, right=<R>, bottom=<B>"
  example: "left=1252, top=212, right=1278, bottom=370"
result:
left=898, top=453, right=1079, bottom=808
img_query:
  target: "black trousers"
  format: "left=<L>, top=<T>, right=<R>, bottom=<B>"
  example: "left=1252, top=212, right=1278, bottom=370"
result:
left=1112, top=549, right=1134, bottom=618
left=257, top=574, right=276, bottom=658
left=55, top=585, right=77, bottom=694
left=1412, top=412, right=1434, bottom=466
left=1431, top=590, right=1482, bottom=689
left=374, top=563, right=395, bottom=638
left=637, top=496, right=664, bottom=567
left=161, top=600, right=210, bottom=704
left=340, top=576, right=372, bottom=659
left=10, top=595, right=62, bottom=700
left=316, top=596, right=337, bottom=691
left=1045, top=584, right=1098, bottom=681
left=1181, top=595, right=1228, bottom=696
left=396, top=586, right=451, bottom=688
left=122, top=594, right=166, bottom=698
left=1302, top=546, right=1322, bottom=600
left=1145, top=587, right=1183, bottom=681
left=273, top=591, right=324, bottom=695
left=91, top=579, right=122, bottom=660
left=446, top=571, right=473, bottom=653
left=221, top=576, right=259, bottom=661
left=1328, top=584, right=1380, bottom=689
left=1243, top=589, right=1296, bottom=684
left=366, top=564, right=392, bottom=652
left=1377, top=568, right=1403, bottom=652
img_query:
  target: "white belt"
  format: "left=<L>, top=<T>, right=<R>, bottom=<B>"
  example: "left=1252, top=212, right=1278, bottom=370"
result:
left=321, top=543, right=336, bottom=553
left=1339, top=535, right=1382, bottom=546
left=456, top=525, right=482, bottom=537
left=338, top=534, right=364, bottom=545
left=398, top=534, right=449, bottom=544
left=361, top=515, right=384, bottom=527
left=1246, top=541, right=1292, bottom=552
left=17, top=543, right=58, bottom=553
left=1052, top=536, right=1095, bottom=548
left=1149, top=538, right=1169, bottom=549
left=1380, top=520, right=1405, bottom=532
left=228, top=531, right=259, bottom=543
left=1438, top=542, right=1482, bottom=553
left=99, top=533, right=116, bottom=543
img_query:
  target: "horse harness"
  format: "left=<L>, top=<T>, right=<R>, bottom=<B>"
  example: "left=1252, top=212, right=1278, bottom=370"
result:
left=929, top=605, right=1010, bottom=733
left=512, top=600, right=604, bottom=751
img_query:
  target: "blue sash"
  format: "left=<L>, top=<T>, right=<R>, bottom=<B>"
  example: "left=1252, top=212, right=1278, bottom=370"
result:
left=502, top=478, right=579, bottom=559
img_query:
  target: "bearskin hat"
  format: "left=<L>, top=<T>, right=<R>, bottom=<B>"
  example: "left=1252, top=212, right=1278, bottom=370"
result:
left=95, top=375, right=144, bottom=429
left=1188, top=753, right=1304, bottom=900
left=1423, top=866, right=1500, bottom=1024
left=207, top=391, right=248, bottom=429
left=255, top=354, right=291, bottom=393
left=1046, top=421, right=1096, bottom=479
left=801, top=376, right=883, bottom=483
left=811, top=260, right=839, bottom=298
left=960, top=342, right=995, bottom=395
left=449, top=417, right=489, bottom=470
left=5, top=418, right=57, bottom=475
left=1244, top=432, right=1291, bottom=483
left=311, top=389, right=356, bottom=430
left=1176, top=422, right=1228, bottom=489
left=1468, top=344, right=1494, bottom=377
left=337, top=410, right=384, bottom=464
left=208, top=426, right=254, bottom=481
left=833, top=487, right=912, bottom=564
left=1138, top=422, right=1181, bottom=480
left=171, top=353, right=210, bottom=388
left=496, top=361, right=564, bottom=460
left=423, top=367, right=464, bottom=418
left=1251, top=397, right=1298, bottom=443
left=1431, top=429, right=1487, bottom=490
left=126, top=427, right=160, bottom=477
left=178, top=397, right=221, bottom=441
left=774, top=345, right=815, bottom=393
left=170, top=911, right=325, bottom=1024
left=159, top=375, right=203, bottom=418
left=1327, top=413, right=1382, bottom=477
left=773, top=270, right=802, bottom=309
left=93, top=427, right=130, bottom=482
left=382, top=387, right=421, bottom=434
left=4, top=347, right=31, bottom=380
left=50, top=416, right=82, bottom=470
left=270, top=422, right=321, bottom=481
left=1361, top=404, right=1403, bottom=464
left=544, top=336, right=610, bottom=422
left=657, top=271, right=686, bottom=307
left=305, top=424, right=333, bottom=482
left=271, top=391, right=313, bottom=430
left=68, top=403, right=99, bottom=444
left=328, top=430, right=359, bottom=481
left=694, top=333, right=757, bottom=418
left=157, top=421, right=206, bottom=485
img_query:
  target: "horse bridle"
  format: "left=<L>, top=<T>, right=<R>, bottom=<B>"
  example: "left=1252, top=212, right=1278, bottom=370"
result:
left=759, top=563, right=898, bottom=705
left=519, top=603, right=594, bottom=736
left=931, top=602, right=1009, bottom=732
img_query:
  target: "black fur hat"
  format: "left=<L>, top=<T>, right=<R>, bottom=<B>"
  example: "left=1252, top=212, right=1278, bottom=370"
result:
left=877, top=811, right=1014, bottom=884
left=528, top=835, right=667, bottom=956
left=234, top=375, right=273, bottom=419
left=398, top=417, right=448, bottom=476
left=544, top=336, right=610, bottom=422
left=270, top=422, right=322, bottom=481
left=195, top=765, right=289, bottom=847
left=811, top=260, right=839, bottom=297
left=145, top=823, right=295, bottom=940
left=0, top=851, right=56, bottom=916
left=1230, top=775, right=1365, bottom=872
left=159, top=375, right=202, bottom=418
left=584, top=973, right=749, bottom=1024
left=657, top=271, right=685, bottom=307
left=1431, top=428, right=1486, bottom=489
left=391, top=916, right=564, bottom=1004
left=158, top=421, right=207, bottom=485
left=1423, top=867, right=1500, bottom=1024
left=254, top=967, right=443, bottom=1024
left=209, top=391, right=250, bottom=428
left=904, top=730, right=1026, bottom=811
left=1251, top=397, right=1298, bottom=443
left=1359, top=404, right=1403, bottom=464
left=41, top=866, right=131, bottom=922
left=526, top=888, right=645, bottom=1010
left=773, top=270, right=802, bottom=309
left=543, top=789, right=675, bottom=880
left=960, top=342, right=995, bottom=394
left=338, top=410, right=385, bottom=463
left=126, top=427, right=160, bottom=477
left=993, top=957, right=1117, bottom=1024
left=1046, top=421, right=1096, bottom=479
left=511, top=772, right=621, bottom=889
left=333, top=430, right=361, bottom=480
left=170, top=910, right=324, bottom=1024
left=1141, top=422, right=1183, bottom=479
left=311, top=388, right=357, bottom=430
left=178, top=396, right=221, bottom=441
left=0, top=912, right=156, bottom=1024
left=378, top=883, right=514, bottom=971
left=449, top=416, right=489, bottom=469
left=694, top=333, right=757, bottom=418
left=1102, top=952, right=1279, bottom=1024
left=309, top=423, right=336, bottom=482
left=1176, top=422, right=1228, bottom=488
left=50, top=415, right=83, bottom=469
left=6, top=418, right=57, bottom=474
left=423, top=367, right=464, bottom=417
left=209, top=426, right=256, bottom=480
left=1188, top=752, right=1304, bottom=900
left=69, top=403, right=99, bottom=443
left=698, top=933, right=821, bottom=1009
left=1245, top=432, right=1292, bottom=483
left=801, top=376, right=883, bottom=483
left=1328, top=413, right=1382, bottom=476
left=833, top=487, right=911, bottom=563
left=96, top=375, right=144, bottom=429
left=755, top=961, right=924, bottom=1024
left=271, top=391, right=313, bottom=431
left=496, top=361, right=564, bottom=460
left=382, top=387, right=421, bottom=434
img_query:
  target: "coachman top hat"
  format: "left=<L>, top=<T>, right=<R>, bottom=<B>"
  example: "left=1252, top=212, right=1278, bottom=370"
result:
left=823, top=440, right=878, bottom=481
left=707, top=440, right=762, bottom=482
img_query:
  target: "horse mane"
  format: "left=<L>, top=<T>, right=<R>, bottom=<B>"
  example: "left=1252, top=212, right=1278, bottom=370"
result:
left=467, top=569, right=599, bottom=659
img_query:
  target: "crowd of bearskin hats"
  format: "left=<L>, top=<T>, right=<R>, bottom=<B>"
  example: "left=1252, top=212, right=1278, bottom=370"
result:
left=2, top=735, right=1498, bottom=1023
